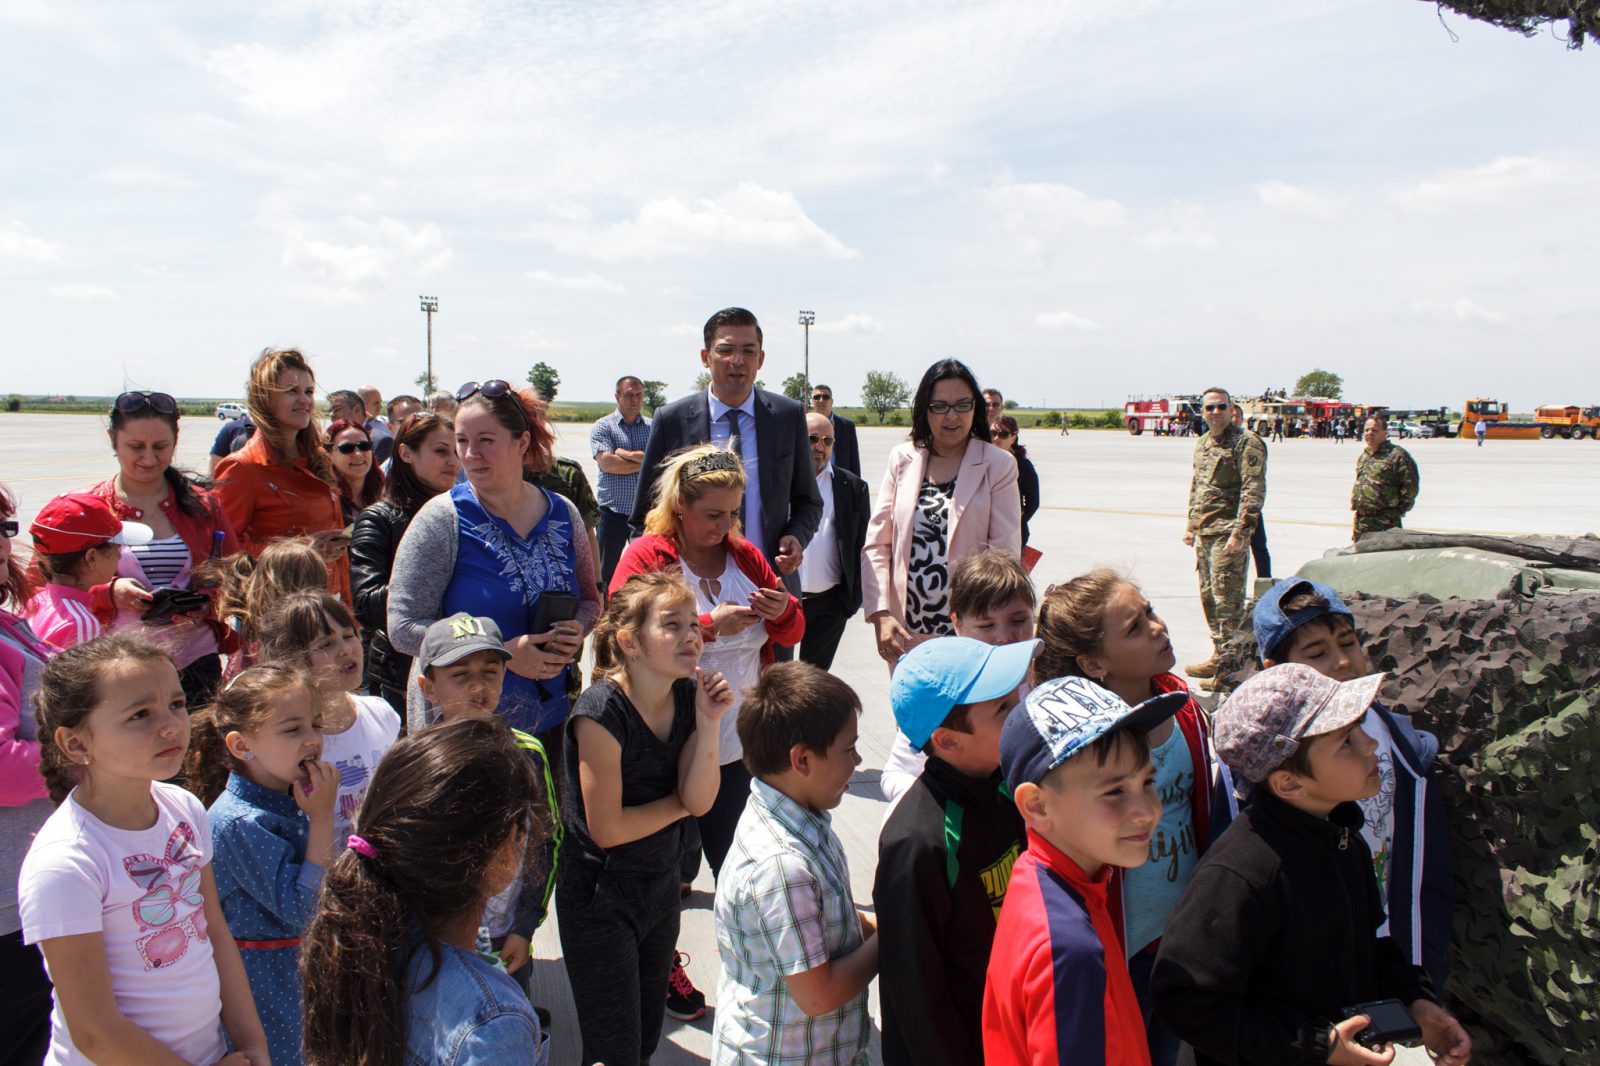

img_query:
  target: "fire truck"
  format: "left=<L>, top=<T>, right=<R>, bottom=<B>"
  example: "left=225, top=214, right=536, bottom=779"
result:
left=1123, top=395, right=1203, bottom=435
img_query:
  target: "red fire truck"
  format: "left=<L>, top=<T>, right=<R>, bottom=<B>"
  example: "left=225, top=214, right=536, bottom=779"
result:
left=1123, top=395, right=1203, bottom=435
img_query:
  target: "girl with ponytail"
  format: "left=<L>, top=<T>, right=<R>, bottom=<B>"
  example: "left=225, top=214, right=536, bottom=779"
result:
left=301, top=716, right=551, bottom=1066
left=185, top=664, right=338, bottom=1065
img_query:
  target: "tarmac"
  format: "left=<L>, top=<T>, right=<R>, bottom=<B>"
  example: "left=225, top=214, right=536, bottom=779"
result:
left=6, top=412, right=1595, bottom=1065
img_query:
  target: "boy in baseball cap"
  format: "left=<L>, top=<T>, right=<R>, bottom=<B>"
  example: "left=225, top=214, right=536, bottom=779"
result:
left=1151, top=664, right=1470, bottom=1066
left=23, top=492, right=153, bottom=650
left=874, top=636, right=1039, bottom=1066
left=982, top=674, right=1187, bottom=1066
left=1249, top=577, right=1453, bottom=994
left=416, top=611, right=558, bottom=1002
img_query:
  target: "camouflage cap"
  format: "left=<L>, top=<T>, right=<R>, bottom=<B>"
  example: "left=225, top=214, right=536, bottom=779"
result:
left=1213, top=663, right=1382, bottom=785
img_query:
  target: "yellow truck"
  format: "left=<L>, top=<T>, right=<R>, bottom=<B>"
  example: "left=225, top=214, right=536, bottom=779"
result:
left=1535, top=404, right=1600, bottom=440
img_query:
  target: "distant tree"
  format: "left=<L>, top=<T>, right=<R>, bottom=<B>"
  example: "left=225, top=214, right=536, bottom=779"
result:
left=526, top=362, right=560, bottom=400
left=414, top=370, right=438, bottom=394
left=1004, top=399, right=1019, bottom=409
left=862, top=370, right=912, bottom=424
left=1293, top=369, right=1344, bottom=399
left=695, top=370, right=712, bottom=392
left=4, top=394, right=21, bottom=413
left=780, top=372, right=809, bottom=403
left=642, top=379, right=669, bottom=411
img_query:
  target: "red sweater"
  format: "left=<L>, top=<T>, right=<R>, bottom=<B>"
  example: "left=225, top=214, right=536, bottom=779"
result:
left=983, top=829, right=1152, bottom=1066
left=609, top=534, right=804, bottom=665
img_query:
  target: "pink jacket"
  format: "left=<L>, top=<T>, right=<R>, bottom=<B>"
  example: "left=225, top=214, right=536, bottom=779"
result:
left=21, top=584, right=102, bottom=651
left=861, top=439, right=1022, bottom=627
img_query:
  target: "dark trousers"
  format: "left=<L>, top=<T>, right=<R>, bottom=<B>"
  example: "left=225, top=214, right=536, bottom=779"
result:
left=0, top=930, right=52, bottom=1066
left=557, top=865, right=682, bottom=1066
left=679, top=760, right=754, bottom=884
left=1129, top=946, right=1183, bottom=1066
left=598, top=507, right=633, bottom=597
left=799, top=585, right=851, bottom=671
left=1250, top=521, right=1271, bottom=580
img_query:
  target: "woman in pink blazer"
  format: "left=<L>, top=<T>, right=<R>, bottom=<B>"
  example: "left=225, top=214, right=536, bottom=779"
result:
left=861, top=359, right=1022, bottom=666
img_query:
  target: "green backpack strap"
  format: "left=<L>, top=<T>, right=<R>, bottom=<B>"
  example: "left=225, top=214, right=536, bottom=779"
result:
left=943, top=801, right=964, bottom=891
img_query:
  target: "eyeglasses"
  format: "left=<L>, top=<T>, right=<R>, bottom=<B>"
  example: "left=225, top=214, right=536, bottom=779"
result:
left=811, top=393, right=831, bottom=401
left=808, top=434, right=835, bottom=447
left=1203, top=403, right=1230, bottom=413
left=1, top=519, right=17, bottom=539
left=115, top=391, right=178, bottom=416
left=333, top=440, right=373, bottom=455
left=456, top=380, right=515, bottom=403
left=711, top=345, right=760, bottom=358
left=992, top=430, right=1015, bottom=439
left=927, top=400, right=976, bottom=416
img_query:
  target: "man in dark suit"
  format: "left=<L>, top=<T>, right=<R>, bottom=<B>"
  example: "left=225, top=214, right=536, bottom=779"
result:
left=797, top=411, right=869, bottom=670
left=631, top=307, right=823, bottom=601
left=809, top=383, right=860, bottom=477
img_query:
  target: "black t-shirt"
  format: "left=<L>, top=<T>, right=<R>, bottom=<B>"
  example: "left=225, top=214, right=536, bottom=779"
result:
left=561, top=677, right=696, bottom=875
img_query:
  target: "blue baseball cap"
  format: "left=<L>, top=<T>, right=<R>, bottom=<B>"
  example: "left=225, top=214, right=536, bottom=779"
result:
left=890, top=637, right=1041, bottom=750
left=999, top=675, right=1188, bottom=790
left=1252, top=578, right=1354, bottom=663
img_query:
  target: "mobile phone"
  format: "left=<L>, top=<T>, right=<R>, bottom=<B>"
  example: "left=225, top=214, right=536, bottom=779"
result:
left=142, top=587, right=210, bottom=625
left=1341, top=999, right=1422, bottom=1048
left=529, top=592, right=580, bottom=635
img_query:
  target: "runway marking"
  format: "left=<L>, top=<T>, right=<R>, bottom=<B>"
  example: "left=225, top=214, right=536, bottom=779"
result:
left=1036, top=505, right=1542, bottom=537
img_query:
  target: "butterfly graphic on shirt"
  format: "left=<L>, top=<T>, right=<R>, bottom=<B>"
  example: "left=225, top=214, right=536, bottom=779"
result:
left=123, top=821, right=207, bottom=970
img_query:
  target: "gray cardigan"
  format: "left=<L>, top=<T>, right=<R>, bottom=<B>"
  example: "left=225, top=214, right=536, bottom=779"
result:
left=388, top=486, right=600, bottom=730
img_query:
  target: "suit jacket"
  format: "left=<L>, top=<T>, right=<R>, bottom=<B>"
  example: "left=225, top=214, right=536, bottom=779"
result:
left=826, top=465, right=871, bottom=614
left=631, top=388, right=823, bottom=594
left=830, top=413, right=861, bottom=478
left=861, top=439, right=1021, bottom=627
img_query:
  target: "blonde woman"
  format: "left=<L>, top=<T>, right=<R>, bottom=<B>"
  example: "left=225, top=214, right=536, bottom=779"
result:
left=213, top=347, right=349, bottom=602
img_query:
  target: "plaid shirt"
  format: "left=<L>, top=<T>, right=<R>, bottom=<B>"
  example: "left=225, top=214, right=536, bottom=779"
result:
left=588, top=409, right=652, bottom=513
left=712, top=778, right=870, bottom=1066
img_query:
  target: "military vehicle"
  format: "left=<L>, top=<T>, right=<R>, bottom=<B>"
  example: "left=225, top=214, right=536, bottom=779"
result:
left=1214, top=529, right=1600, bottom=1065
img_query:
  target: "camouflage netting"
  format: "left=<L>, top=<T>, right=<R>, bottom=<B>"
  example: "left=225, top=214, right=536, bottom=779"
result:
left=1214, top=591, right=1600, bottom=1065
left=1430, top=0, right=1600, bottom=49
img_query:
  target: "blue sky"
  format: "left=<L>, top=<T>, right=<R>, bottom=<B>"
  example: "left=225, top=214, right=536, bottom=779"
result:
left=2, top=0, right=1595, bottom=410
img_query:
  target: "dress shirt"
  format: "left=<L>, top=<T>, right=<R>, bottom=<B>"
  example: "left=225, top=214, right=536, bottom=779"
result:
left=707, top=388, right=764, bottom=555
left=799, top=465, right=841, bottom=594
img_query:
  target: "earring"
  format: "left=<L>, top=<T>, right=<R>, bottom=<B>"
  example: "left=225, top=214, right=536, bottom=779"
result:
left=243, top=753, right=255, bottom=760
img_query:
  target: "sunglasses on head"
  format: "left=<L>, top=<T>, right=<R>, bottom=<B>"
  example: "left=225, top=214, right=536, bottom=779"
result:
left=333, top=440, right=373, bottom=455
left=115, top=391, right=178, bottom=416
left=456, top=380, right=515, bottom=403
left=1, top=519, right=17, bottom=539
left=808, top=433, right=835, bottom=447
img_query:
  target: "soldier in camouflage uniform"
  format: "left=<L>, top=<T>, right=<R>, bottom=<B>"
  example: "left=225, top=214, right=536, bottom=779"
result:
left=1352, top=417, right=1419, bottom=540
left=1184, top=387, right=1267, bottom=678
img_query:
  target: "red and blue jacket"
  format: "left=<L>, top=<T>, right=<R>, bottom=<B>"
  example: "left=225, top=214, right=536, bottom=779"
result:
left=982, top=828, right=1152, bottom=1066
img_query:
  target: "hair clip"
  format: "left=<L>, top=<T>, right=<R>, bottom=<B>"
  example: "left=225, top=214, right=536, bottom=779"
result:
left=347, top=835, right=378, bottom=859
left=683, top=450, right=742, bottom=480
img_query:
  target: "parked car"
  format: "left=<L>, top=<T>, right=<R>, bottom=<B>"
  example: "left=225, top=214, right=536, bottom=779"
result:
left=216, top=402, right=247, bottom=421
left=1388, top=419, right=1428, bottom=439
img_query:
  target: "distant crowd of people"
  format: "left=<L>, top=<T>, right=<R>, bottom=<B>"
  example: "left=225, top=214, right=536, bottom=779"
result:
left=0, top=307, right=1462, bottom=1066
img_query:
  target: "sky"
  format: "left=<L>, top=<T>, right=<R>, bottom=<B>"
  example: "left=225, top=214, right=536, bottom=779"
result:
left=1, top=0, right=1596, bottom=411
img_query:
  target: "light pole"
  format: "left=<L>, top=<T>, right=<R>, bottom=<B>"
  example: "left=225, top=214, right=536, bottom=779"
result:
left=419, top=296, right=438, bottom=393
left=797, top=310, right=815, bottom=403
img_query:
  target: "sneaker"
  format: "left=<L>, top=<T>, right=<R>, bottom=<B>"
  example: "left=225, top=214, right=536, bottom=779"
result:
left=666, top=951, right=707, bottom=1021
left=1184, top=654, right=1219, bottom=679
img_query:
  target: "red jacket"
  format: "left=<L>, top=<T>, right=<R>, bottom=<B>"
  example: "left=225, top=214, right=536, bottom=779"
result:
left=213, top=433, right=351, bottom=603
left=609, top=533, right=804, bottom=665
left=983, top=828, right=1152, bottom=1066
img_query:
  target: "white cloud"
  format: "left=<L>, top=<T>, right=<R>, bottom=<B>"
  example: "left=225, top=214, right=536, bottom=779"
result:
left=661, top=321, right=701, bottom=339
left=1390, top=155, right=1593, bottom=216
left=527, top=269, right=627, bottom=295
left=0, top=222, right=64, bottom=264
left=815, top=312, right=883, bottom=334
left=1254, top=180, right=1344, bottom=222
left=48, top=284, right=116, bottom=301
left=1410, top=298, right=1508, bottom=325
left=529, top=184, right=857, bottom=262
left=137, top=264, right=187, bottom=282
left=511, top=329, right=559, bottom=352
left=983, top=179, right=1126, bottom=259
left=1138, top=204, right=1217, bottom=250
left=95, top=165, right=200, bottom=190
left=1035, top=310, right=1101, bottom=331
left=279, top=216, right=453, bottom=295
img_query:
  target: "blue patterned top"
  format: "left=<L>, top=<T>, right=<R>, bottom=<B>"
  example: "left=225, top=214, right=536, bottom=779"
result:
left=210, top=772, right=325, bottom=1066
left=442, top=482, right=580, bottom=733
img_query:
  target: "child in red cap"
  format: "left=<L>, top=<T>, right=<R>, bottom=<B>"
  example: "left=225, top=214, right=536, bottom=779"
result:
left=23, top=493, right=152, bottom=650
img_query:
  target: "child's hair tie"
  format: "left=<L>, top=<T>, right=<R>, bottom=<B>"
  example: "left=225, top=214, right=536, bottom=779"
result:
left=347, top=835, right=378, bottom=859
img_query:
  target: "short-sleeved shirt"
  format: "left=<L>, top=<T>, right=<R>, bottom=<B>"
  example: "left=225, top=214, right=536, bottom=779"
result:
left=589, top=410, right=652, bottom=514
left=20, top=783, right=227, bottom=1066
left=321, top=694, right=401, bottom=847
left=1122, top=725, right=1197, bottom=954
left=712, top=777, right=870, bottom=1066
left=210, top=416, right=254, bottom=458
left=561, top=678, right=696, bottom=876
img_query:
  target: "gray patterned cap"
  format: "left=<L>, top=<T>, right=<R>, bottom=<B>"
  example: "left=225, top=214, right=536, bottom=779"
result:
left=1213, top=663, right=1383, bottom=785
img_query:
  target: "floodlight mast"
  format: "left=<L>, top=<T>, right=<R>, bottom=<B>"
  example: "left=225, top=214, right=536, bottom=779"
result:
left=798, top=310, right=816, bottom=402
left=420, top=296, right=439, bottom=392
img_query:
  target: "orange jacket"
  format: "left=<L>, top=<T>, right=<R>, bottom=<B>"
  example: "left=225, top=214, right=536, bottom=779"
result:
left=213, top=433, right=350, bottom=603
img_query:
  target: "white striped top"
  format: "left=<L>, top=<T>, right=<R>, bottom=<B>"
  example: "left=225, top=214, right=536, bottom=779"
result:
left=131, top=535, right=191, bottom=589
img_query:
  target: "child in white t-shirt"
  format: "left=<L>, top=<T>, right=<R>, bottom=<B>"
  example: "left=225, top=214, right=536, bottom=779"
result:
left=19, top=632, right=267, bottom=1065
left=259, top=591, right=401, bottom=847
